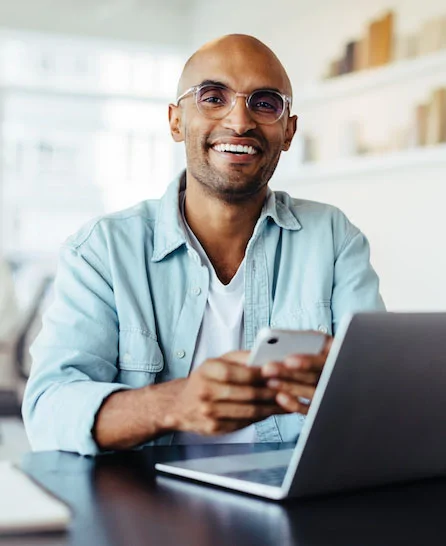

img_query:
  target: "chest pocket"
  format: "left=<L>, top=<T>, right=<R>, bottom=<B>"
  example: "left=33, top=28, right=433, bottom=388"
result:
left=271, top=301, right=333, bottom=336
left=117, top=329, right=164, bottom=388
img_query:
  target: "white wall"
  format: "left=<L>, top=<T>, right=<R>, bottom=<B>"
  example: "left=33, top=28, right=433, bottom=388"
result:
left=191, top=0, right=445, bottom=83
left=190, top=0, right=446, bottom=311
left=275, top=164, right=446, bottom=312
left=0, top=0, right=192, bottom=48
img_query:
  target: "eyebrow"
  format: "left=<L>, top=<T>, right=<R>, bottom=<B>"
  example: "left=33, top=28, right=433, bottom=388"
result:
left=198, top=79, right=229, bottom=88
left=197, top=79, right=284, bottom=94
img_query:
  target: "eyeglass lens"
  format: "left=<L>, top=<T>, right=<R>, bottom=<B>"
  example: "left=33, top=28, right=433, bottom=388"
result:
left=196, top=85, right=285, bottom=123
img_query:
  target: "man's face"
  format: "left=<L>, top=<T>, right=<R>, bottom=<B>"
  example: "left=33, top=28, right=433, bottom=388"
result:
left=169, top=46, right=297, bottom=203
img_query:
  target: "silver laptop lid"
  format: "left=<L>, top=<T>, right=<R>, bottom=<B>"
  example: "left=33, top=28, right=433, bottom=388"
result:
left=285, top=312, right=446, bottom=497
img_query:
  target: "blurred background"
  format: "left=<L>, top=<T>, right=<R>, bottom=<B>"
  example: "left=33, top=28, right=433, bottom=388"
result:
left=0, top=0, right=445, bottom=459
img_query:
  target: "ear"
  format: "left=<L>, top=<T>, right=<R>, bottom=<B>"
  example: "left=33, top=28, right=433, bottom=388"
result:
left=169, top=103, right=185, bottom=143
left=282, top=115, right=298, bottom=151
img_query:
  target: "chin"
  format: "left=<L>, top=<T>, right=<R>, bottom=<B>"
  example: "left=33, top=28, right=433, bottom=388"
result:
left=213, top=179, right=268, bottom=204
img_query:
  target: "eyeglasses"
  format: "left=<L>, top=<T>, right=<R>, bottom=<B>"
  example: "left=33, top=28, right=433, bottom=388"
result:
left=176, top=83, right=292, bottom=125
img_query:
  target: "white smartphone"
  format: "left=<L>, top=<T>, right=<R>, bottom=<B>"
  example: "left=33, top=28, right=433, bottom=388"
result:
left=248, top=327, right=327, bottom=366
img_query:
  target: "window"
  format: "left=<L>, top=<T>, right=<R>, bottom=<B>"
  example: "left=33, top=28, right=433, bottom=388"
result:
left=0, top=30, right=185, bottom=258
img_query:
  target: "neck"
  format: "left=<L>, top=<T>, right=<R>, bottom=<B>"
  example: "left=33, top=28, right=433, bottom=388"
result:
left=183, top=177, right=268, bottom=283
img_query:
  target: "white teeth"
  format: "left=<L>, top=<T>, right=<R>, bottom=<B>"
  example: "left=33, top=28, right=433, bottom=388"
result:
left=213, top=143, right=257, bottom=155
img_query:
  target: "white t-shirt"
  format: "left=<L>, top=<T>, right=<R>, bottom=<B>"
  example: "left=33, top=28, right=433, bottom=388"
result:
left=174, top=194, right=256, bottom=444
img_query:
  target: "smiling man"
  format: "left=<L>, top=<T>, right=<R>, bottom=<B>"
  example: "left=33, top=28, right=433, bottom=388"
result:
left=23, top=35, right=385, bottom=455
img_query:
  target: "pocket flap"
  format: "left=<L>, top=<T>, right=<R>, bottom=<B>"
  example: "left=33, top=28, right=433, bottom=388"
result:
left=118, top=330, right=164, bottom=373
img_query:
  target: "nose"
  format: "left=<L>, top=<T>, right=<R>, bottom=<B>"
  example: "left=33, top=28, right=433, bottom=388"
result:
left=221, top=95, right=257, bottom=134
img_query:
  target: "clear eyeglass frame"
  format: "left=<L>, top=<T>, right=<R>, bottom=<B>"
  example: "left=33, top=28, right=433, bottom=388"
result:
left=176, top=83, right=292, bottom=125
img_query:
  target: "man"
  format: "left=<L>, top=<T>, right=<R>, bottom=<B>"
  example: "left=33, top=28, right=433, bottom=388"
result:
left=23, top=35, right=384, bottom=455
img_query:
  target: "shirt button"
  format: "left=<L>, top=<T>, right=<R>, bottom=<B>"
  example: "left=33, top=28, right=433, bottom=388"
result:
left=318, top=325, right=328, bottom=334
left=192, top=287, right=201, bottom=296
left=123, top=353, right=131, bottom=363
left=176, top=350, right=186, bottom=359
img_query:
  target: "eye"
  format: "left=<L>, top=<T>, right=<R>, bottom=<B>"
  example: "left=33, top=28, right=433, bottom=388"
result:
left=250, top=91, right=283, bottom=114
left=255, top=100, right=275, bottom=110
left=197, top=86, right=229, bottom=107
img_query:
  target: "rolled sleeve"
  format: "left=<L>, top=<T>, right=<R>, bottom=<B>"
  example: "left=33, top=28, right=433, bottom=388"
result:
left=22, top=240, right=130, bottom=455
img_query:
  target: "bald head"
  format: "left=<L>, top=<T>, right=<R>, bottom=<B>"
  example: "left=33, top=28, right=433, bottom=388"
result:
left=177, top=34, right=292, bottom=100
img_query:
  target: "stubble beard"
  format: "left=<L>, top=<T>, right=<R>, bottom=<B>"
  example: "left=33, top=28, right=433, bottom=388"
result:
left=186, top=135, right=283, bottom=205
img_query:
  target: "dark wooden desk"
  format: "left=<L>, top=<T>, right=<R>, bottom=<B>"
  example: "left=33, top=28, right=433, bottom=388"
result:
left=4, top=444, right=446, bottom=546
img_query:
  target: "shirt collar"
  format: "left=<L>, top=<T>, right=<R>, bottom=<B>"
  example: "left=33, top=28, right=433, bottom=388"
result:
left=152, top=171, right=301, bottom=262
left=260, top=188, right=302, bottom=231
left=152, top=171, right=187, bottom=262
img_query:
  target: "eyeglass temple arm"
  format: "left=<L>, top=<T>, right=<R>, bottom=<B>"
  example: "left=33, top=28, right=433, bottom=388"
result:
left=176, top=86, right=196, bottom=105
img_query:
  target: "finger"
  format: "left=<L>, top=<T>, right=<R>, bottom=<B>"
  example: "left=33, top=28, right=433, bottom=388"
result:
left=276, top=392, right=311, bottom=414
left=201, top=359, right=263, bottom=384
left=203, top=382, right=278, bottom=403
left=283, top=353, right=327, bottom=373
left=221, top=350, right=251, bottom=366
left=323, top=335, right=333, bottom=353
left=261, top=363, right=319, bottom=385
left=200, top=401, right=285, bottom=421
left=266, top=379, right=316, bottom=401
left=282, top=335, right=333, bottom=370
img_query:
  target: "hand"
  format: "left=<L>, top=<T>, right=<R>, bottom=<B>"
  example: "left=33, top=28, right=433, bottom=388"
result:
left=261, top=335, right=333, bottom=414
left=166, top=351, right=284, bottom=436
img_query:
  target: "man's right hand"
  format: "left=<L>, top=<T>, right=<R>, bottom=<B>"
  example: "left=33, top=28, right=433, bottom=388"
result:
left=164, top=351, right=284, bottom=436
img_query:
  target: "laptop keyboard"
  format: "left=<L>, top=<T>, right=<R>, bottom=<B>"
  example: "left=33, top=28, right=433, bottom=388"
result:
left=222, top=465, right=288, bottom=487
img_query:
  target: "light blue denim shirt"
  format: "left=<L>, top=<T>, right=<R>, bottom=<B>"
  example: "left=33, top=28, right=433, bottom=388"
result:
left=23, top=173, right=385, bottom=455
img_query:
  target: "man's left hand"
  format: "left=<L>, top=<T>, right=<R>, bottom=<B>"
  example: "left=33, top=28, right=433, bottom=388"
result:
left=260, top=335, right=333, bottom=414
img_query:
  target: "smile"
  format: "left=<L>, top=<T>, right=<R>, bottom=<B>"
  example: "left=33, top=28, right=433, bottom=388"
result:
left=212, top=143, right=258, bottom=155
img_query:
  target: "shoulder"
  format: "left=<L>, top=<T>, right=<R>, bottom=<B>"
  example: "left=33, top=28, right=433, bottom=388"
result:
left=274, top=191, right=356, bottom=234
left=63, top=199, right=160, bottom=252
left=272, top=190, right=363, bottom=258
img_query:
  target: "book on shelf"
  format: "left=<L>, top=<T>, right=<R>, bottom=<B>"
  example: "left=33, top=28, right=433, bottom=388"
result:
left=394, top=34, right=418, bottom=61
left=415, top=104, right=429, bottom=147
left=442, top=16, right=446, bottom=49
left=323, top=10, right=446, bottom=80
left=367, top=19, right=381, bottom=67
left=417, top=17, right=446, bottom=56
left=337, top=55, right=347, bottom=77
left=426, top=88, right=446, bottom=145
left=345, top=41, right=356, bottom=74
left=382, top=11, right=394, bottom=64
left=367, top=11, right=394, bottom=68
left=354, top=35, right=369, bottom=71
left=327, top=59, right=339, bottom=79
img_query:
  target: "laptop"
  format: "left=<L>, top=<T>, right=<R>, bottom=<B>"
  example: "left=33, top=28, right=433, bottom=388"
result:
left=155, top=312, right=446, bottom=500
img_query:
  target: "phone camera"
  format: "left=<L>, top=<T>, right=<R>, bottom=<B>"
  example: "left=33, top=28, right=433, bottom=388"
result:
left=267, top=338, right=279, bottom=345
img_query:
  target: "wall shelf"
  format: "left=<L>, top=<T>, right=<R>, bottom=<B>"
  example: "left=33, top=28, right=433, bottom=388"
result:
left=295, top=48, right=446, bottom=106
left=273, top=144, right=446, bottom=187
